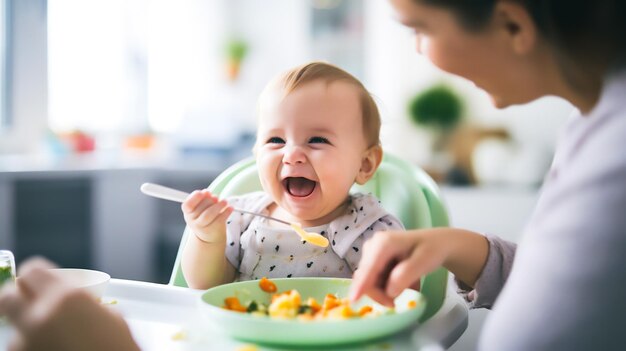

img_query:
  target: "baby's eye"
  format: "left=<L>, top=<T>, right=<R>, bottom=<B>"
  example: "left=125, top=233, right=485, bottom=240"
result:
left=308, top=136, right=330, bottom=144
left=266, top=137, right=285, bottom=144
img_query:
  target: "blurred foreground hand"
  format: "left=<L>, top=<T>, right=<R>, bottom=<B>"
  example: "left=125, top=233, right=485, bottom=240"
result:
left=0, top=258, right=139, bottom=351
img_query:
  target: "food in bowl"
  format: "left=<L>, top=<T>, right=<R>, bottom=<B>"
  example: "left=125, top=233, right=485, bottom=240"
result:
left=223, top=277, right=418, bottom=321
left=200, top=277, right=426, bottom=346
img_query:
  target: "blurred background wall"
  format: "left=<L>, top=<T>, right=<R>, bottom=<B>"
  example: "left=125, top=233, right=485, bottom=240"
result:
left=0, top=1, right=575, bottom=348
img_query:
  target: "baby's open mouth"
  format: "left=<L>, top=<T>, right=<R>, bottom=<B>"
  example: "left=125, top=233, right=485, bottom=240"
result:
left=284, top=177, right=316, bottom=197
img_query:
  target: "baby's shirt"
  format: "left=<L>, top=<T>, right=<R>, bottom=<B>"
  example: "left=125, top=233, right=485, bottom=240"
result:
left=224, top=192, right=404, bottom=281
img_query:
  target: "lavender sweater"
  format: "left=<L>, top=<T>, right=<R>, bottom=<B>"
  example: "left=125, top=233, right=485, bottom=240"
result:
left=461, top=69, right=626, bottom=351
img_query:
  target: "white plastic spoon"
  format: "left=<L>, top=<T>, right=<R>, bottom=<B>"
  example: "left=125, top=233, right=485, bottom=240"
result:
left=140, top=183, right=329, bottom=247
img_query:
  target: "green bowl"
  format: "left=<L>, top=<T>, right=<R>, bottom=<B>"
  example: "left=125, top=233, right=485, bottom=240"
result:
left=198, top=278, right=426, bottom=346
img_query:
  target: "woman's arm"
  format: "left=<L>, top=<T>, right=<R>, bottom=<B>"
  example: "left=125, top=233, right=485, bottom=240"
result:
left=350, top=228, right=489, bottom=306
left=457, top=235, right=516, bottom=309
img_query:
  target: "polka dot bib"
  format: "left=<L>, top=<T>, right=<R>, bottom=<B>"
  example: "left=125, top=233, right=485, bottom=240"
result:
left=224, top=192, right=404, bottom=281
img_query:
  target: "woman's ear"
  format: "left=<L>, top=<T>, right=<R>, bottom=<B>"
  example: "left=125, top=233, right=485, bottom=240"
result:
left=493, top=1, right=537, bottom=55
left=355, top=145, right=383, bottom=185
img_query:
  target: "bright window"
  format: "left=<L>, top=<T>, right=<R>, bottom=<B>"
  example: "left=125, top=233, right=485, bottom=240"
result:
left=48, top=0, right=149, bottom=133
left=47, top=0, right=365, bottom=139
left=0, top=0, right=9, bottom=129
left=48, top=0, right=234, bottom=136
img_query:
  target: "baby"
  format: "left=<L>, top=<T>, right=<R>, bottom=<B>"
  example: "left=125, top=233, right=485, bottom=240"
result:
left=181, top=62, right=404, bottom=289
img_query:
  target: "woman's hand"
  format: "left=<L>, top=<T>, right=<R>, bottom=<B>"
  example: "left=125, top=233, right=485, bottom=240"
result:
left=0, top=258, right=140, bottom=351
left=182, top=189, right=233, bottom=243
left=350, top=228, right=489, bottom=307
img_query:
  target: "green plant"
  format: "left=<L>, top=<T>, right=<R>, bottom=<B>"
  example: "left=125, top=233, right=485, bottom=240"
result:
left=225, top=39, right=248, bottom=62
left=408, top=84, right=464, bottom=132
left=224, top=38, right=249, bottom=81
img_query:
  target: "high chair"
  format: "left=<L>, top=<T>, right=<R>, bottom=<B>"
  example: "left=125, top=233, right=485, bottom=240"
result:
left=169, top=153, right=467, bottom=341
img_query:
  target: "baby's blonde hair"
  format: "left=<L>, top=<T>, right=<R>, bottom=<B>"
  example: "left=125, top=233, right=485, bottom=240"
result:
left=257, top=62, right=381, bottom=147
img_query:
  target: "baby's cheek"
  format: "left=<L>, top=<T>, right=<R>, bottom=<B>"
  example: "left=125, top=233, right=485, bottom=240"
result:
left=257, top=169, right=277, bottom=192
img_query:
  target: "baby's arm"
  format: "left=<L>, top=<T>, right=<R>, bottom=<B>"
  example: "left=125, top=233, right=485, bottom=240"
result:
left=180, top=190, right=236, bottom=289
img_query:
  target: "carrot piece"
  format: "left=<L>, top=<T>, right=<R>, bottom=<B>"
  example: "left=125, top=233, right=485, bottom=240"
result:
left=306, top=297, right=322, bottom=314
left=326, top=305, right=354, bottom=319
left=322, top=294, right=340, bottom=311
left=358, top=305, right=373, bottom=316
left=224, top=297, right=247, bottom=312
left=259, top=277, right=277, bottom=293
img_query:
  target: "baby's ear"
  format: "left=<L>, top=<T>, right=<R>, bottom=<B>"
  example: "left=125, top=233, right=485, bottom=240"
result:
left=355, top=145, right=383, bottom=185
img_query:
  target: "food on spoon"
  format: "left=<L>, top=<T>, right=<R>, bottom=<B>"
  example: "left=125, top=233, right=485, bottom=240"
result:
left=236, top=345, right=259, bottom=351
left=290, top=223, right=329, bottom=247
left=171, top=329, right=187, bottom=341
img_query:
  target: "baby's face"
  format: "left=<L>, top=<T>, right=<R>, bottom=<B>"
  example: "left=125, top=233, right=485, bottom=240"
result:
left=256, top=80, right=369, bottom=226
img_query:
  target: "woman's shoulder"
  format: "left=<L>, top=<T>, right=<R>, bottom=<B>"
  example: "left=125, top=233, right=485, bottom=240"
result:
left=558, top=71, right=626, bottom=171
left=599, top=69, right=626, bottom=115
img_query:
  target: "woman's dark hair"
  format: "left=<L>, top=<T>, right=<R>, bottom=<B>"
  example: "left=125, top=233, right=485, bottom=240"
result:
left=419, top=0, right=626, bottom=71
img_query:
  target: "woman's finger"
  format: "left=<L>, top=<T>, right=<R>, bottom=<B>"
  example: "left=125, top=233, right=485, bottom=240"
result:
left=384, top=244, right=438, bottom=298
left=349, top=232, right=401, bottom=301
left=349, top=239, right=386, bottom=301
left=389, top=235, right=448, bottom=298
left=360, top=285, right=395, bottom=307
left=354, top=256, right=401, bottom=306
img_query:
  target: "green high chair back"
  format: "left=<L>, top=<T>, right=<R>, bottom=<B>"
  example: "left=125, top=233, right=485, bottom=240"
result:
left=169, top=153, right=449, bottom=322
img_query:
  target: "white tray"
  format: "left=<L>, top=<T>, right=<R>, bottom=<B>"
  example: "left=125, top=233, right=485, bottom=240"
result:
left=1, top=278, right=468, bottom=351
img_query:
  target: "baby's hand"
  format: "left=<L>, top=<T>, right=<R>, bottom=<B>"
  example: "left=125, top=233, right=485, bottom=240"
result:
left=181, top=190, right=233, bottom=243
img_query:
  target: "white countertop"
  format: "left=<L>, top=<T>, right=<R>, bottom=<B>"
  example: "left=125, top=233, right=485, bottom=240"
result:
left=0, top=152, right=234, bottom=176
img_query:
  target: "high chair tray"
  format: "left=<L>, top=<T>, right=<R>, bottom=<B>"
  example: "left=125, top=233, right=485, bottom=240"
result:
left=0, top=278, right=468, bottom=350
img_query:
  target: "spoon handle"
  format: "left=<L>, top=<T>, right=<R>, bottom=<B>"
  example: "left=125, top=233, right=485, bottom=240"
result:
left=232, top=209, right=291, bottom=225
left=140, top=183, right=291, bottom=225
left=140, top=183, right=188, bottom=203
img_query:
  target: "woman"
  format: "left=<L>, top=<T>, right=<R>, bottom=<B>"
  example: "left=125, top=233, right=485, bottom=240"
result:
left=351, top=0, right=626, bottom=350
left=2, top=0, right=625, bottom=350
